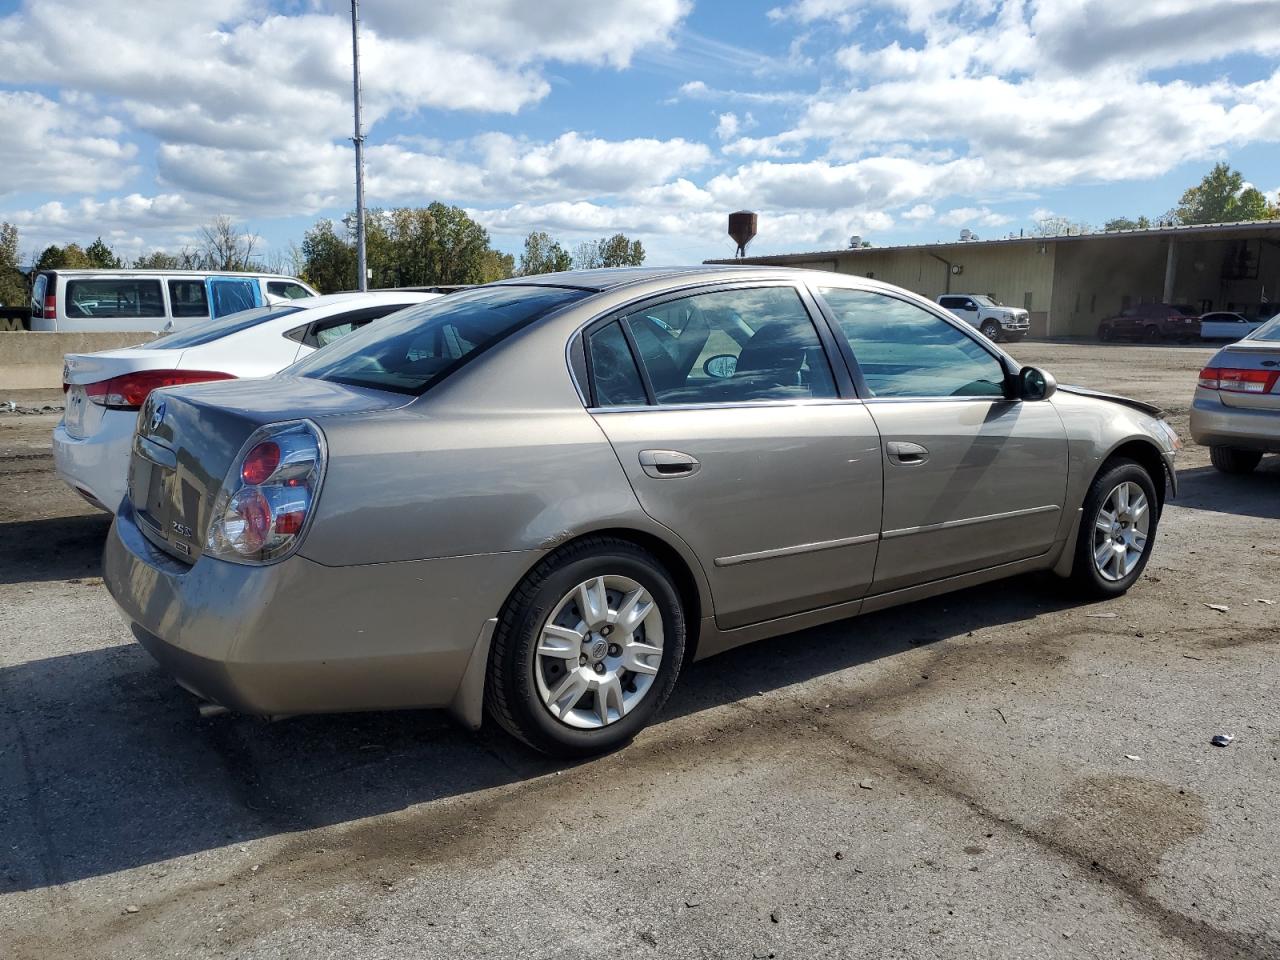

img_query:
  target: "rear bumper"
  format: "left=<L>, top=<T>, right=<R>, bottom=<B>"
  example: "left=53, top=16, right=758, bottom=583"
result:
left=104, top=499, right=536, bottom=716
left=1189, top=392, right=1280, bottom=451
left=52, top=413, right=135, bottom=513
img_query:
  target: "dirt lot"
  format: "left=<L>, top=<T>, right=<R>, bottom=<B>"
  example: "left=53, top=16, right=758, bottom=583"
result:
left=1, top=342, right=1277, bottom=959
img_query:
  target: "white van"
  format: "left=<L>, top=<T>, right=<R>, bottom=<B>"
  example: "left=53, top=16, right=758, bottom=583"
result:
left=27, top=269, right=319, bottom=332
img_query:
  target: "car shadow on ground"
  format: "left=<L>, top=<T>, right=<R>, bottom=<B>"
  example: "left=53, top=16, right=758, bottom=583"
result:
left=0, top=571, right=1080, bottom=894
left=0, top=513, right=112, bottom=584
left=1172, top=459, right=1280, bottom=520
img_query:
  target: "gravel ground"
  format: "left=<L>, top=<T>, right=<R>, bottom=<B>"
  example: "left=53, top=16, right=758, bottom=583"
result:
left=1, top=341, right=1277, bottom=960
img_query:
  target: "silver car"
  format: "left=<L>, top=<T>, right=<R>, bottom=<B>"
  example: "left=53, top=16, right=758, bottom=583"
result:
left=103, top=267, right=1180, bottom=756
left=1190, top=312, right=1280, bottom=473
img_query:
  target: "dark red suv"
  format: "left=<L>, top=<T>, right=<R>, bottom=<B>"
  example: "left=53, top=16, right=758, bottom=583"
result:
left=1098, top=303, right=1201, bottom=343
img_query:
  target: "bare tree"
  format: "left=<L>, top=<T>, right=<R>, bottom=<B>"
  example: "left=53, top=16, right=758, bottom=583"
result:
left=199, top=215, right=258, bottom=271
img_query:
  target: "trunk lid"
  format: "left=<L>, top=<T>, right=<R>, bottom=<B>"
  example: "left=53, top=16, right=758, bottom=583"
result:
left=128, top=375, right=408, bottom=564
left=1214, top=341, right=1280, bottom=411
left=62, top=347, right=180, bottom=439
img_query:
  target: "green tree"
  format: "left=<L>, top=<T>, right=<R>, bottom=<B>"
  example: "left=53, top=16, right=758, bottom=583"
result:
left=1176, top=163, right=1279, bottom=224
left=0, top=222, right=27, bottom=308
left=478, top=247, right=515, bottom=283
left=133, top=250, right=181, bottom=269
left=597, top=233, right=645, bottom=267
left=36, top=243, right=91, bottom=270
left=1103, top=215, right=1152, bottom=231
left=84, top=236, right=122, bottom=268
left=301, top=219, right=355, bottom=293
left=519, top=231, right=573, bottom=275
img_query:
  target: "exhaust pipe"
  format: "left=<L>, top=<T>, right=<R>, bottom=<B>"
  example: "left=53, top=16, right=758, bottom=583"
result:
left=197, top=700, right=230, bottom=719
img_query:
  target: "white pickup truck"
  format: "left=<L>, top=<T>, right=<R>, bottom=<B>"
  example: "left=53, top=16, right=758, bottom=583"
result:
left=937, top=294, right=1030, bottom=342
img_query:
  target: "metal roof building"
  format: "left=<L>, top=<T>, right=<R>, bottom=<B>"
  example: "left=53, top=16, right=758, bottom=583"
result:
left=707, top=219, right=1280, bottom=337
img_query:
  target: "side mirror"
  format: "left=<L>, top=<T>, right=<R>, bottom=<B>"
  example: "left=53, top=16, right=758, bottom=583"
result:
left=703, top=354, right=738, bottom=379
left=1019, top=365, right=1057, bottom=401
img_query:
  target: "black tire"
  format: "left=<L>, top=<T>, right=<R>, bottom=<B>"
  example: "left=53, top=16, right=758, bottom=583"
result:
left=1097, top=323, right=1111, bottom=342
left=485, top=536, right=687, bottom=757
left=980, top=320, right=1000, bottom=341
left=1068, top=458, right=1160, bottom=599
left=1143, top=325, right=1162, bottom=343
left=1210, top=446, right=1262, bottom=475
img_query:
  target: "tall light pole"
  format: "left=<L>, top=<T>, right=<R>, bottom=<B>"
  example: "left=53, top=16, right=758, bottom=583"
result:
left=350, top=0, right=368, bottom=291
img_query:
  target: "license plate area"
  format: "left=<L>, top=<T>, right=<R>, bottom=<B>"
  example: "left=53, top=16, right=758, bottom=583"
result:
left=130, top=437, right=197, bottom=561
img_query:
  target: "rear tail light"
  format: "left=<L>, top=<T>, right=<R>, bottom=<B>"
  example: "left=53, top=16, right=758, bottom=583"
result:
left=83, top=369, right=235, bottom=410
left=206, top=421, right=326, bottom=564
left=1197, top=367, right=1279, bottom=393
left=43, top=293, right=56, bottom=319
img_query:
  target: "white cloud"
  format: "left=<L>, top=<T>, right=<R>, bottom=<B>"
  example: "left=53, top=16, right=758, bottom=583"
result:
left=903, top=203, right=936, bottom=220
left=0, top=92, right=137, bottom=196
left=937, top=206, right=1013, bottom=227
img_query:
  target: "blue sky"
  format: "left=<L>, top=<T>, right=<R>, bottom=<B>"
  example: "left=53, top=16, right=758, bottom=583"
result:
left=1, top=0, right=1278, bottom=267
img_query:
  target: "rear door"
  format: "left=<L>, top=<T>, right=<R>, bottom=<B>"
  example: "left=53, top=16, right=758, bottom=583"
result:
left=207, top=277, right=262, bottom=318
left=814, top=285, right=1068, bottom=594
left=583, top=282, right=883, bottom=630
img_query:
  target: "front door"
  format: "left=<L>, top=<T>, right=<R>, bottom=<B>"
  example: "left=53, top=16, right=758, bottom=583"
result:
left=584, top=284, right=884, bottom=630
left=814, top=285, right=1068, bottom=594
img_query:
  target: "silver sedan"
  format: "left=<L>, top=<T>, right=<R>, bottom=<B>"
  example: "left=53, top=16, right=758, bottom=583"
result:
left=104, top=267, right=1181, bottom=756
left=1190, top=312, right=1280, bottom=473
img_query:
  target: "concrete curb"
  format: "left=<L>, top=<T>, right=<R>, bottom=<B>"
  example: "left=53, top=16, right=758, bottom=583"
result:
left=0, top=331, right=157, bottom=390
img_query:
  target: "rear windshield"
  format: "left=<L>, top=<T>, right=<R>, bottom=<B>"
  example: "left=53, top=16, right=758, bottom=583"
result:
left=290, top=285, right=590, bottom=395
left=143, top=305, right=304, bottom=350
left=1249, top=314, right=1280, bottom=342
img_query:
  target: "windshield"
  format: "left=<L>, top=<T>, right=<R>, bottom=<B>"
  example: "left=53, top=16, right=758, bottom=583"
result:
left=972, top=295, right=1002, bottom=307
left=289, top=285, right=591, bottom=395
left=143, top=305, right=305, bottom=350
left=1248, top=313, right=1280, bottom=341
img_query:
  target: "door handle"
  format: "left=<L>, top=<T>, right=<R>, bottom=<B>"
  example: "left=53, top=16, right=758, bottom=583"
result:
left=886, top=441, right=929, bottom=466
left=639, top=449, right=701, bottom=479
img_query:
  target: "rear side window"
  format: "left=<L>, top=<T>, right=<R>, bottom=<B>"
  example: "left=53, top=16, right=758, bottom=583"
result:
left=297, top=303, right=414, bottom=349
left=268, top=281, right=313, bottom=300
left=588, top=321, right=647, bottom=406
left=65, top=279, right=164, bottom=318
left=619, top=286, right=836, bottom=405
left=819, top=287, right=1006, bottom=399
left=30, top=274, right=47, bottom=316
left=291, top=285, right=591, bottom=395
left=168, top=280, right=209, bottom=318
left=144, top=305, right=304, bottom=350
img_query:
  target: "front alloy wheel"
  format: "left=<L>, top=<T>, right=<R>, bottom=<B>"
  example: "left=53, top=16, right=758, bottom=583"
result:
left=1091, top=481, right=1150, bottom=582
left=1069, top=458, right=1160, bottom=598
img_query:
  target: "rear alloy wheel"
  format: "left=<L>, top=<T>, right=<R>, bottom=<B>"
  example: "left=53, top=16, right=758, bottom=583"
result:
left=1143, top=325, right=1163, bottom=343
left=1069, top=459, right=1160, bottom=598
left=1210, top=446, right=1262, bottom=475
left=980, top=319, right=1000, bottom=341
left=486, top=537, right=686, bottom=757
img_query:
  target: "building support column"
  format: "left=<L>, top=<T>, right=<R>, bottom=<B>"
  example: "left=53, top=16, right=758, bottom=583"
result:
left=1163, top=242, right=1178, bottom=304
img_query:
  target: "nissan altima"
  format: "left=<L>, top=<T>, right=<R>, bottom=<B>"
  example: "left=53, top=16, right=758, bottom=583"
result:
left=103, top=267, right=1180, bottom=756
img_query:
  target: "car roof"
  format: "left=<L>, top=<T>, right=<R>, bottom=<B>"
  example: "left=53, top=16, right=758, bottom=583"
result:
left=292, top=291, right=437, bottom=311
left=44, top=268, right=307, bottom=279
left=489, top=265, right=785, bottom=293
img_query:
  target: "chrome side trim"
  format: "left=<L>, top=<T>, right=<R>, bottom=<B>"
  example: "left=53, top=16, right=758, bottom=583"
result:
left=882, top=503, right=1060, bottom=540
left=714, top=532, right=880, bottom=567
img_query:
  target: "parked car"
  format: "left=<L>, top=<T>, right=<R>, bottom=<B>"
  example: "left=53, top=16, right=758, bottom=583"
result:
left=28, top=269, right=319, bottom=333
left=1097, top=303, right=1200, bottom=343
left=937, top=294, right=1030, bottom=342
left=54, top=291, right=439, bottom=512
left=1198, top=310, right=1269, bottom=341
left=1190, top=312, right=1280, bottom=473
left=102, top=267, right=1180, bottom=757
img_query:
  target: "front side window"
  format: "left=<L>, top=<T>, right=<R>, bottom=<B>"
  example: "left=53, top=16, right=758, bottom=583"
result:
left=619, top=286, right=836, bottom=405
left=291, top=285, right=590, bottom=395
left=65, top=279, right=164, bottom=318
left=168, top=279, right=209, bottom=318
left=268, top=281, right=313, bottom=300
left=818, top=287, right=1006, bottom=399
